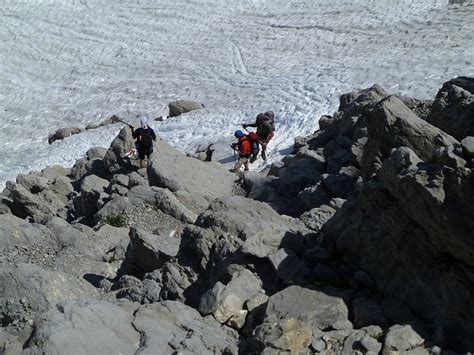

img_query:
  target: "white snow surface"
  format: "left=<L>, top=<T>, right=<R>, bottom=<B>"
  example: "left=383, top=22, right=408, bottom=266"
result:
left=1, top=0, right=473, bottom=188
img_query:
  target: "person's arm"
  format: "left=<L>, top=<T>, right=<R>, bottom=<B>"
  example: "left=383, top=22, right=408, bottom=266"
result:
left=150, top=128, right=157, bottom=141
left=243, top=123, right=257, bottom=128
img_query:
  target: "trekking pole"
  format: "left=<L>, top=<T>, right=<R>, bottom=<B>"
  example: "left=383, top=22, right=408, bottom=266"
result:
left=116, top=118, right=134, bottom=128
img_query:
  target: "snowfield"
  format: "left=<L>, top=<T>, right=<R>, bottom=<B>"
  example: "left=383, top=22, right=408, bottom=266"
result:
left=0, top=0, right=473, bottom=187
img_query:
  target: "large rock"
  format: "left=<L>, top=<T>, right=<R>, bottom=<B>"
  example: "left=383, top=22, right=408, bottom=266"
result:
left=123, top=227, right=180, bottom=274
left=323, top=143, right=474, bottom=350
left=131, top=301, right=238, bottom=354
left=153, top=187, right=197, bottom=223
left=168, top=100, right=204, bottom=117
left=0, top=264, right=98, bottom=328
left=427, top=77, right=474, bottom=140
left=147, top=138, right=237, bottom=200
left=103, top=126, right=135, bottom=174
left=8, top=183, right=64, bottom=222
left=250, top=318, right=312, bottom=354
left=461, top=136, right=474, bottom=157
left=195, top=196, right=307, bottom=258
left=22, top=300, right=140, bottom=355
left=362, top=95, right=458, bottom=178
left=48, top=127, right=83, bottom=144
left=94, top=196, right=133, bottom=223
left=16, top=173, right=49, bottom=193
left=79, top=174, right=109, bottom=217
left=198, top=269, right=263, bottom=327
left=383, top=324, right=425, bottom=353
left=264, top=285, right=349, bottom=333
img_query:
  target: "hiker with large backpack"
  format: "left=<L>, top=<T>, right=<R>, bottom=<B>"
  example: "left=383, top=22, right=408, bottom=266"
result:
left=231, top=130, right=252, bottom=173
left=129, top=116, right=156, bottom=169
left=243, top=111, right=275, bottom=160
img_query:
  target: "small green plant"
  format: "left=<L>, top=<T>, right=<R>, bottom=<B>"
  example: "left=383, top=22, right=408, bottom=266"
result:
left=102, top=213, right=127, bottom=228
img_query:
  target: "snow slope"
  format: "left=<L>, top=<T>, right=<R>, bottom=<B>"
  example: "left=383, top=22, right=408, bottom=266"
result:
left=1, top=0, right=473, bottom=187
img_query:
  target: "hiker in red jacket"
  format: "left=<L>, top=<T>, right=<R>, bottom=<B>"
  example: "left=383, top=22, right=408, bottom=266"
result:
left=231, top=130, right=251, bottom=173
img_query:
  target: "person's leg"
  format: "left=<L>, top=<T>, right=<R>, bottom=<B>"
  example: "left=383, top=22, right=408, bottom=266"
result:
left=138, top=149, right=146, bottom=169
left=233, top=157, right=246, bottom=172
left=261, top=143, right=267, bottom=160
left=244, top=160, right=249, bottom=171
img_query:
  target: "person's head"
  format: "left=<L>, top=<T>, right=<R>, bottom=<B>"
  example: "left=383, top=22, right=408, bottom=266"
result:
left=234, top=130, right=245, bottom=138
left=256, top=113, right=266, bottom=124
left=264, top=111, right=274, bottom=119
left=139, top=115, right=149, bottom=129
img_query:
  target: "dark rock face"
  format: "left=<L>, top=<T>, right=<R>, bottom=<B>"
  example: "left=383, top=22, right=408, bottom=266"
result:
left=315, top=80, right=474, bottom=350
left=426, top=77, right=474, bottom=140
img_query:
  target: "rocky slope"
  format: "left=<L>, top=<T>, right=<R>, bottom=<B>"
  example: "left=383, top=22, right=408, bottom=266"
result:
left=0, top=77, right=473, bottom=354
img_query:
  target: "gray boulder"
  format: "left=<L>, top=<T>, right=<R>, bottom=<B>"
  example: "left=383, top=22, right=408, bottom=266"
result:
left=0, top=214, right=47, bottom=249
left=16, top=173, right=49, bottom=193
left=128, top=171, right=147, bottom=187
left=264, top=285, right=349, bottom=332
left=427, top=76, right=474, bottom=140
left=132, top=300, right=238, bottom=354
left=51, top=176, right=74, bottom=197
left=9, top=184, right=63, bottom=222
left=461, top=136, right=474, bottom=157
left=153, top=187, right=197, bottom=223
left=342, top=326, right=384, bottom=354
left=124, top=227, right=180, bottom=274
left=85, top=147, right=108, bottom=160
left=117, top=277, right=162, bottom=304
left=41, top=165, right=68, bottom=181
left=267, top=248, right=311, bottom=284
left=300, top=204, right=337, bottom=232
left=250, top=318, right=312, bottom=354
left=94, top=196, right=133, bottom=224
left=103, top=126, right=135, bottom=173
left=195, top=196, right=307, bottom=258
left=199, top=269, right=263, bottom=327
left=147, top=138, right=236, bottom=200
left=48, top=127, right=83, bottom=144
left=0, top=264, right=98, bottom=329
left=362, top=95, right=458, bottom=178
left=383, top=324, right=425, bottom=353
left=79, top=174, right=109, bottom=217
left=159, top=261, right=194, bottom=303
left=22, top=300, right=139, bottom=355
left=168, top=100, right=204, bottom=117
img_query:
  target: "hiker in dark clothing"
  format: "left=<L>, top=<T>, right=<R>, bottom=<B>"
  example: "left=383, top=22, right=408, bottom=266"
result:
left=243, top=112, right=274, bottom=160
left=231, top=130, right=251, bottom=173
left=130, top=116, right=156, bottom=168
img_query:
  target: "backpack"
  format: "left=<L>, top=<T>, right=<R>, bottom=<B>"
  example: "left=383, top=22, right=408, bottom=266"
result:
left=139, top=128, right=153, bottom=149
left=264, top=111, right=275, bottom=131
left=246, top=132, right=260, bottom=155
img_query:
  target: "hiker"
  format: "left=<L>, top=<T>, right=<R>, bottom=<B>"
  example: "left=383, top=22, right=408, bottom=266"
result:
left=243, top=111, right=274, bottom=160
left=231, top=130, right=251, bottom=173
left=129, top=116, right=156, bottom=169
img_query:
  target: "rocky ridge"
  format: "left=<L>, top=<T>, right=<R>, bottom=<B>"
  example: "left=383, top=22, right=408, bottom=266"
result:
left=0, top=77, right=473, bottom=354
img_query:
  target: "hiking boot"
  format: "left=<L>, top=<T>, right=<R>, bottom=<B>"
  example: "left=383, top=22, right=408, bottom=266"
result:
left=261, top=151, right=267, bottom=160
